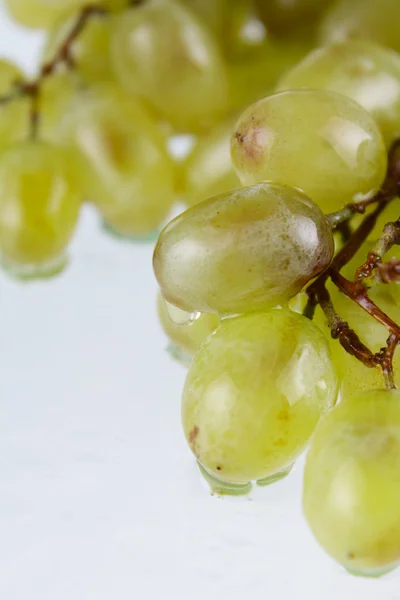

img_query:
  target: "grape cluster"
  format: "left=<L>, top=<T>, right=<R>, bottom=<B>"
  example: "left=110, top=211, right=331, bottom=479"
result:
left=150, top=0, right=400, bottom=580
left=6, top=0, right=400, bottom=581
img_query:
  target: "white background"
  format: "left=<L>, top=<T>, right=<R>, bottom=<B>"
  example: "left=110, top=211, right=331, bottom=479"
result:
left=0, top=3, right=399, bottom=599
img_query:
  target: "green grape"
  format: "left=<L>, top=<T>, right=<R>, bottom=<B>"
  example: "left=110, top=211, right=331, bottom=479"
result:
left=316, top=283, right=400, bottom=399
left=304, top=389, right=400, bottom=577
left=4, top=0, right=87, bottom=29
left=43, top=9, right=113, bottom=84
left=181, top=117, right=241, bottom=208
left=227, top=37, right=311, bottom=113
left=277, top=41, right=400, bottom=147
left=255, top=0, right=332, bottom=36
left=58, top=84, right=175, bottom=237
left=231, top=90, right=387, bottom=214
left=182, top=308, right=338, bottom=486
left=0, top=59, right=29, bottom=153
left=178, top=0, right=227, bottom=36
left=109, top=0, right=229, bottom=133
left=39, top=72, right=81, bottom=143
left=319, top=0, right=400, bottom=54
left=153, top=182, right=334, bottom=314
left=157, top=293, right=219, bottom=357
left=0, top=140, right=81, bottom=268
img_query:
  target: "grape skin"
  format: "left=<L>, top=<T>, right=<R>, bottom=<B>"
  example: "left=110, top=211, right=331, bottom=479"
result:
left=109, top=0, right=229, bottom=133
left=57, top=84, right=175, bottom=237
left=0, top=59, right=29, bottom=153
left=157, top=294, right=219, bottom=358
left=304, top=389, right=400, bottom=576
left=255, top=0, right=332, bottom=36
left=231, top=89, right=387, bottom=214
left=153, top=182, right=334, bottom=315
left=182, top=308, right=338, bottom=484
left=180, top=117, right=241, bottom=208
left=277, top=40, right=400, bottom=147
left=319, top=0, right=400, bottom=55
left=4, top=0, right=88, bottom=29
left=0, top=141, right=82, bottom=265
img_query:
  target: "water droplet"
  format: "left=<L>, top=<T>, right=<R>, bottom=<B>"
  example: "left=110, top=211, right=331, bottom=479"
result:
left=161, top=295, right=200, bottom=326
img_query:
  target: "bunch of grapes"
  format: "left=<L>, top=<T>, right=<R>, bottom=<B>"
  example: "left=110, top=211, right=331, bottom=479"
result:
left=6, top=0, right=400, bottom=582
left=150, top=0, right=400, bottom=581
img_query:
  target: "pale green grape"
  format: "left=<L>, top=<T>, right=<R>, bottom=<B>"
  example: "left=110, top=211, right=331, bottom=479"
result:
left=304, top=389, right=400, bottom=577
left=315, top=283, right=400, bottom=399
left=181, top=117, right=241, bottom=208
left=0, top=140, right=81, bottom=266
left=178, top=0, right=227, bottom=36
left=182, top=308, right=338, bottom=484
left=0, top=59, right=29, bottom=153
left=39, top=71, right=81, bottom=143
left=109, top=0, right=229, bottom=132
left=4, top=0, right=87, bottom=29
left=157, top=293, right=219, bottom=357
left=255, top=0, right=332, bottom=36
left=277, top=41, right=400, bottom=147
left=58, top=84, right=175, bottom=237
left=227, top=37, right=311, bottom=113
left=153, top=182, right=334, bottom=314
left=231, top=90, right=387, bottom=214
left=319, top=0, right=400, bottom=54
left=43, top=9, right=113, bottom=84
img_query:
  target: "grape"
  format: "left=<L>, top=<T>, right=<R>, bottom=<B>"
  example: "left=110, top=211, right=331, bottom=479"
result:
left=178, top=0, right=227, bottom=36
left=58, top=84, right=175, bottom=237
left=157, top=293, right=219, bottom=358
left=181, top=117, right=241, bottom=208
left=182, top=308, right=338, bottom=487
left=277, top=41, right=400, bottom=147
left=153, top=182, right=334, bottom=315
left=316, top=283, right=400, bottom=399
left=43, top=9, right=113, bottom=84
left=319, top=0, right=400, bottom=54
left=231, top=90, right=387, bottom=214
left=227, top=37, right=311, bottom=113
left=0, top=59, right=29, bottom=153
left=0, top=140, right=81, bottom=268
left=109, top=0, right=229, bottom=133
left=255, top=0, right=332, bottom=36
left=303, top=389, right=400, bottom=577
left=39, top=72, right=81, bottom=144
left=4, top=0, right=87, bottom=29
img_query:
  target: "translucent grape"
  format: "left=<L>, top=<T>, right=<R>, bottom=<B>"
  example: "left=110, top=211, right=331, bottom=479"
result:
left=227, top=37, right=311, bottom=113
left=231, top=90, right=387, bottom=214
left=181, top=118, right=241, bottom=208
left=58, top=84, right=175, bottom=237
left=39, top=72, right=81, bottom=143
left=153, top=182, right=334, bottom=315
left=0, top=59, right=29, bottom=153
left=304, top=389, right=400, bottom=577
left=319, top=0, right=400, bottom=54
left=0, top=140, right=81, bottom=269
left=109, top=0, right=229, bottom=132
left=182, top=308, right=338, bottom=486
left=315, top=283, right=400, bottom=399
left=4, top=0, right=87, bottom=29
left=178, top=0, right=227, bottom=36
left=277, top=41, right=400, bottom=146
left=43, top=9, right=113, bottom=84
left=157, top=293, right=219, bottom=358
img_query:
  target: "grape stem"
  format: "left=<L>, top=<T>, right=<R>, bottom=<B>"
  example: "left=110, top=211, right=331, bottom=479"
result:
left=305, top=140, right=400, bottom=389
left=0, top=4, right=107, bottom=138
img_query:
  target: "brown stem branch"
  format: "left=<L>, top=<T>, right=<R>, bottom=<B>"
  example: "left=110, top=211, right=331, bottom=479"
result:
left=0, top=4, right=106, bottom=137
